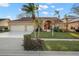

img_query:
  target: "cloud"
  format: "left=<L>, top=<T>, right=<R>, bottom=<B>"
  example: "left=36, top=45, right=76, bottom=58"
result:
left=42, top=11, right=48, bottom=15
left=38, top=7, right=41, bottom=10
left=51, top=5, right=55, bottom=8
left=5, top=16, right=12, bottom=19
left=56, top=8, right=64, bottom=11
left=19, top=8, right=22, bottom=11
left=39, top=5, right=48, bottom=10
left=0, top=3, right=10, bottom=7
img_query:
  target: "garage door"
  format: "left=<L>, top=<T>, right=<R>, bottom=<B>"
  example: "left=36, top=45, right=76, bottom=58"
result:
left=10, top=25, right=25, bottom=32
left=26, top=25, right=34, bottom=32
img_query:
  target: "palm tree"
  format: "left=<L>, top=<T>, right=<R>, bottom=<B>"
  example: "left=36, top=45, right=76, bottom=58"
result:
left=54, top=10, right=60, bottom=19
left=64, top=14, right=69, bottom=32
left=36, top=4, right=41, bottom=39
left=22, top=3, right=38, bottom=38
left=54, top=10, right=60, bottom=26
left=71, top=3, right=79, bottom=15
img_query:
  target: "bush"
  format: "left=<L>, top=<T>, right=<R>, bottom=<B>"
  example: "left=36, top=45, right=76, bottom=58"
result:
left=53, top=26, right=60, bottom=32
left=36, top=27, right=43, bottom=32
left=75, top=29, right=79, bottom=32
left=23, top=35, right=45, bottom=51
left=0, top=27, right=9, bottom=32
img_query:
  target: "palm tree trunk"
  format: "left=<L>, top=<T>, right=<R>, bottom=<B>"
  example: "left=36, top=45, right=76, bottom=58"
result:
left=34, top=25, right=36, bottom=38
left=37, top=25, right=40, bottom=39
left=37, top=4, right=40, bottom=39
left=32, top=13, right=36, bottom=39
left=65, top=16, right=68, bottom=32
left=66, top=19, right=68, bottom=32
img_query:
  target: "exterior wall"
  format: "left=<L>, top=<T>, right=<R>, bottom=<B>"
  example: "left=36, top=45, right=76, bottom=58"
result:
left=58, top=22, right=65, bottom=29
left=42, top=20, right=52, bottom=31
left=68, top=21, right=79, bottom=31
left=0, top=20, right=9, bottom=26
left=41, top=20, right=63, bottom=31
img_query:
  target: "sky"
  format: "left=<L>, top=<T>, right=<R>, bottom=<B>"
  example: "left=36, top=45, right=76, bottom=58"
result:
left=0, top=3, right=74, bottom=20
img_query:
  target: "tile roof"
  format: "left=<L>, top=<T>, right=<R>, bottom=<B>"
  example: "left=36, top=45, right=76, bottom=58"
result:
left=13, top=17, right=62, bottom=21
left=0, top=18, right=9, bottom=21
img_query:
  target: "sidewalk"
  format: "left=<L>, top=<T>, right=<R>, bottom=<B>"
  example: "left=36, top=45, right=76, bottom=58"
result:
left=40, top=38, right=79, bottom=41
left=0, top=51, right=79, bottom=56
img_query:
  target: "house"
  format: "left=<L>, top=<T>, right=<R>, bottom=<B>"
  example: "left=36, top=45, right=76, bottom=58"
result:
left=0, top=18, right=10, bottom=31
left=9, top=17, right=63, bottom=32
left=1, top=17, right=79, bottom=32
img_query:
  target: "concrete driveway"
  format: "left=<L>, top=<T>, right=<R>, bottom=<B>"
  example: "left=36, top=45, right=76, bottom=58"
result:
left=0, top=31, right=33, bottom=55
left=0, top=31, right=33, bottom=38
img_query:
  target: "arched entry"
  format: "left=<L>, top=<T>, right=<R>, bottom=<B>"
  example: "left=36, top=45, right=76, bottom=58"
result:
left=44, top=20, right=52, bottom=31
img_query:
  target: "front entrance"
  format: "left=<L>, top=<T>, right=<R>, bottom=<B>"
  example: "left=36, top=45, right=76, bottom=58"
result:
left=44, top=20, right=52, bottom=31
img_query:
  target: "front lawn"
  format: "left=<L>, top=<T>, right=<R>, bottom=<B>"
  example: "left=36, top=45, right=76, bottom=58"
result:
left=31, top=32, right=79, bottom=39
left=31, top=31, right=52, bottom=38
left=44, top=41, right=79, bottom=51
left=53, top=32, right=79, bottom=39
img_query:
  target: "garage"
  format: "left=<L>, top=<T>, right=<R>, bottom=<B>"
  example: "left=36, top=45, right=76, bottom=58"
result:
left=10, top=19, right=34, bottom=32
left=10, top=25, right=26, bottom=32
left=26, top=25, right=34, bottom=31
left=10, top=25, right=34, bottom=32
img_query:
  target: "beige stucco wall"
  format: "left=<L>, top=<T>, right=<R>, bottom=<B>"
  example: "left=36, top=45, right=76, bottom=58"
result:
left=0, top=20, right=9, bottom=26
left=68, top=21, right=79, bottom=30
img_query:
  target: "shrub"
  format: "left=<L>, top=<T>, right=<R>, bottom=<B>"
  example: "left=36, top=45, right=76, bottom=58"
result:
left=0, top=27, right=9, bottom=32
left=35, top=27, right=43, bottom=32
left=23, top=35, right=45, bottom=51
left=53, top=26, right=60, bottom=32
left=75, top=29, right=79, bottom=32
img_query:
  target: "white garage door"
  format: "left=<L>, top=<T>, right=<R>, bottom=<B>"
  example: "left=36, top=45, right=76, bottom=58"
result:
left=10, top=25, right=25, bottom=32
left=26, top=25, right=34, bottom=32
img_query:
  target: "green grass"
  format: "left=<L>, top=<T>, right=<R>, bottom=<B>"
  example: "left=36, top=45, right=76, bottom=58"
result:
left=44, top=41, right=79, bottom=51
left=31, top=31, right=52, bottom=38
left=53, top=32, right=79, bottom=39
left=31, top=32, right=79, bottom=39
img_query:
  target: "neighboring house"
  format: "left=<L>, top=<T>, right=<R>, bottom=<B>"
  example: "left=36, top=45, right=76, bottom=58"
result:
left=68, top=19, right=79, bottom=31
left=62, top=18, right=79, bottom=31
left=0, top=18, right=10, bottom=31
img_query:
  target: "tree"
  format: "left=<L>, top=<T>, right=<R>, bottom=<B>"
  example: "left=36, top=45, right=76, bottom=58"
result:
left=71, top=3, right=79, bottom=15
left=21, top=3, right=38, bottom=38
left=54, top=10, right=60, bottom=19
left=53, top=10, right=60, bottom=32
left=64, top=14, right=69, bottom=32
left=17, top=13, right=31, bottom=19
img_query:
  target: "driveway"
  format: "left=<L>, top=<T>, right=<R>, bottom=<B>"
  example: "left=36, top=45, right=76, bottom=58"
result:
left=0, top=31, right=33, bottom=38
left=0, top=31, right=34, bottom=55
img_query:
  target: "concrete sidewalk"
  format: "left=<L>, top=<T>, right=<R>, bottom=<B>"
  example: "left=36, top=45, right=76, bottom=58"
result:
left=0, top=51, right=79, bottom=56
left=41, top=38, right=79, bottom=41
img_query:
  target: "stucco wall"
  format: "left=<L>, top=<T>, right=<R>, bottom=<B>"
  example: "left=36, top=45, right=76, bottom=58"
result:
left=68, top=21, right=79, bottom=30
left=0, top=20, right=9, bottom=26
